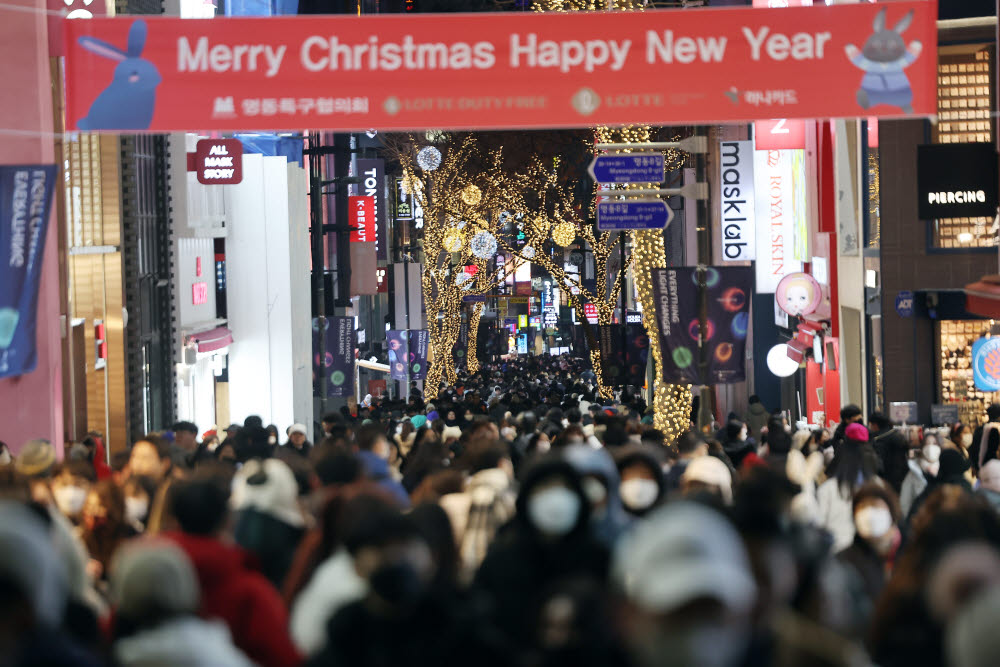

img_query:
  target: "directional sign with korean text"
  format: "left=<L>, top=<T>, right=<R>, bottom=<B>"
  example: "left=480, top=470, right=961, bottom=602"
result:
left=589, top=153, right=665, bottom=184
left=597, top=199, right=672, bottom=231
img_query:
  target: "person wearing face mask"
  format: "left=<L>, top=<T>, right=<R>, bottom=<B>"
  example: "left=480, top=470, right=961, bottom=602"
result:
left=613, top=502, right=758, bottom=667
left=307, top=503, right=510, bottom=667
left=475, top=458, right=609, bottom=650
left=838, top=483, right=902, bottom=635
left=563, top=445, right=631, bottom=548
left=122, top=475, right=156, bottom=531
left=900, top=435, right=941, bottom=517
left=82, top=479, right=138, bottom=583
left=616, top=448, right=666, bottom=517
left=681, top=455, right=734, bottom=507
left=50, top=461, right=97, bottom=525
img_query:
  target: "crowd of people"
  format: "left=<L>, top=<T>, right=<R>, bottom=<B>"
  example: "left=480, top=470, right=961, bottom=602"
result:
left=4, top=353, right=1000, bottom=666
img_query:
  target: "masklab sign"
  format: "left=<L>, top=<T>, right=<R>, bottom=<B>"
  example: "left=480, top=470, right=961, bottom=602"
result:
left=193, top=139, right=243, bottom=185
left=720, top=140, right=756, bottom=262
left=63, top=3, right=936, bottom=132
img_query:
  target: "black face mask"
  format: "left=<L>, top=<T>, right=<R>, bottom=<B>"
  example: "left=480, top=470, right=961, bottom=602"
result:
left=369, top=561, right=424, bottom=609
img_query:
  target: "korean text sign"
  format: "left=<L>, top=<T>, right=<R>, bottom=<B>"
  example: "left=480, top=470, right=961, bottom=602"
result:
left=64, top=2, right=936, bottom=132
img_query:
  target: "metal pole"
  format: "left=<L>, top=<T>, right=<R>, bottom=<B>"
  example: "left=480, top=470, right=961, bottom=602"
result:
left=695, top=127, right=712, bottom=419
left=620, top=230, right=627, bottom=395
left=308, top=132, right=327, bottom=418
left=403, top=246, right=411, bottom=401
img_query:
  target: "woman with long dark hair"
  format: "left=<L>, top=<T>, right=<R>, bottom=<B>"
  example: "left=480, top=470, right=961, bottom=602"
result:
left=816, top=423, right=880, bottom=552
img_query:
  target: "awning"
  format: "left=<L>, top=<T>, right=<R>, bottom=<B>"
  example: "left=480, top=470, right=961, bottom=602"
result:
left=187, top=326, right=233, bottom=353
left=964, top=276, right=1000, bottom=319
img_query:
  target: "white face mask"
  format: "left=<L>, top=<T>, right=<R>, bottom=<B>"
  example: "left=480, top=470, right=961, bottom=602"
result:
left=855, top=506, right=893, bottom=539
left=581, top=477, right=607, bottom=506
left=395, top=424, right=403, bottom=435
left=0, top=449, right=10, bottom=465
left=922, top=443, right=941, bottom=463
left=500, top=427, right=517, bottom=441
left=739, top=428, right=748, bottom=442
left=268, top=435, right=277, bottom=445
left=962, top=433, right=974, bottom=447
left=53, top=485, right=87, bottom=516
left=620, top=478, right=659, bottom=512
left=528, top=487, right=580, bottom=537
left=125, top=497, right=149, bottom=524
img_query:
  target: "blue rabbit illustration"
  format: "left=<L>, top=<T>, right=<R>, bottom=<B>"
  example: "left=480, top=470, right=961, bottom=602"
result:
left=77, top=20, right=161, bottom=130
left=845, top=8, right=922, bottom=114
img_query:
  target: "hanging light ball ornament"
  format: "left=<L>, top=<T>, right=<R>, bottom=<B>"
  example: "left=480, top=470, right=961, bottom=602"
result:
left=471, top=231, right=498, bottom=259
left=522, top=245, right=536, bottom=259
left=461, top=184, right=483, bottom=206
left=443, top=229, right=464, bottom=253
left=416, top=146, right=442, bottom=172
left=552, top=221, right=577, bottom=247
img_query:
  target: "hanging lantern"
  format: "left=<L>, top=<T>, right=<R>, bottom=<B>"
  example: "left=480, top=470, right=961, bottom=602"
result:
left=471, top=231, right=498, bottom=259
left=416, top=146, right=442, bottom=171
left=552, top=221, right=577, bottom=247
left=461, top=184, right=483, bottom=206
left=443, top=229, right=464, bottom=253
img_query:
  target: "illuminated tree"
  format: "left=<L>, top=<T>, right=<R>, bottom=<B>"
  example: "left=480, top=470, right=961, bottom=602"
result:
left=399, top=137, right=539, bottom=399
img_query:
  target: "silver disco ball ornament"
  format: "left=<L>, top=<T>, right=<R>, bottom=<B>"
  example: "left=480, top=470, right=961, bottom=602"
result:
left=416, top=146, right=442, bottom=172
left=471, top=231, right=498, bottom=259
left=522, top=245, right=536, bottom=259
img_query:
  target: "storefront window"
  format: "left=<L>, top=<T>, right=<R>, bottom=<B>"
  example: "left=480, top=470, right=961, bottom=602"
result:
left=931, top=45, right=996, bottom=249
left=939, top=319, right=998, bottom=426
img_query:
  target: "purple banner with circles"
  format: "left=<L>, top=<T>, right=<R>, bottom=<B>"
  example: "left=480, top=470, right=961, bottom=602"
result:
left=313, top=316, right=355, bottom=397
left=650, top=267, right=752, bottom=385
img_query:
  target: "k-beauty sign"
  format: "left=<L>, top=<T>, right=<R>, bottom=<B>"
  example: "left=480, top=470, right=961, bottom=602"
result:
left=63, top=2, right=936, bottom=132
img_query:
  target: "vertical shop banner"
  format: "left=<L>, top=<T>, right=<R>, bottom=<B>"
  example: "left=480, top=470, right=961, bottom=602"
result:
left=386, top=329, right=408, bottom=380
left=313, top=316, right=355, bottom=397
left=719, top=140, right=756, bottom=262
left=356, top=159, right=387, bottom=261
left=650, top=267, right=752, bottom=385
left=650, top=268, right=701, bottom=385
left=598, top=325, right=625, bottom=386
left=454, top=320, right=469, bottom=368
left=598, top=324, right=649, bottom=387
left=0, top=165, right=57, bottom=380
left=705, top=266, right=753, bottom=384
left=408, top=329, right=429, bottom=380
left=753, top=148, right=803, bottom=293
left=63, top=3, right=937, bottom=133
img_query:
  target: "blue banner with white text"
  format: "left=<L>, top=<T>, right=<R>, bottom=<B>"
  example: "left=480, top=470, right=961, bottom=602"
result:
left=0, top=165, right=57, bottom=379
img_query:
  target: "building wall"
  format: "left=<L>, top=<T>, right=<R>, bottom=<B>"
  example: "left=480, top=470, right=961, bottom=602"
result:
left=225, top=154, right=311, bottom=431
left=878, top=119, right=996, bottom=423
left=0, top=0, right=63, bottom=455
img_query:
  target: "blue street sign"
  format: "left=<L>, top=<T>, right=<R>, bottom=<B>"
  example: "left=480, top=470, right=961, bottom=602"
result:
left=588, top=153, right=665, bottom=184
left=597, top=199, right=673, bottom=231
left=895, top=290, right=914, bottom=318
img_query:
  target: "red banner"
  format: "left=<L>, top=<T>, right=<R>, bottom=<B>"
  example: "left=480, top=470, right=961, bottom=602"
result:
left=349, top=196, right=375, bottom=243
left=64, top=3, right=937, bottom=132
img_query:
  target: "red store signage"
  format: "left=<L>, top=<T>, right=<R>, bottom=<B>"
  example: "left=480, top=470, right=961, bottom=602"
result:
left=64, top=2, right=936, bottom=133
left=192, top=138, right=243, bottom=185
left=350, top=196, right=375, bottom=243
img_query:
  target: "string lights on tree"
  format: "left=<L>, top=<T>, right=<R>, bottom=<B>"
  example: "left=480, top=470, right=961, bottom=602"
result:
left=397, top=136, right=542, bottom=399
